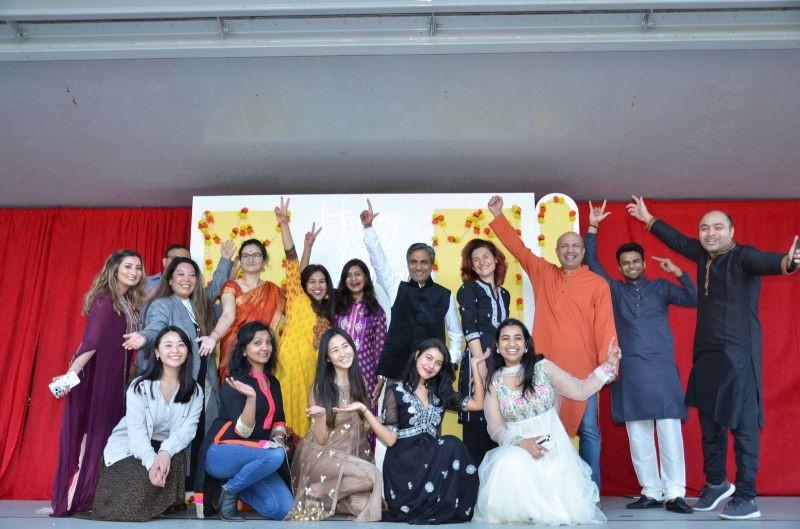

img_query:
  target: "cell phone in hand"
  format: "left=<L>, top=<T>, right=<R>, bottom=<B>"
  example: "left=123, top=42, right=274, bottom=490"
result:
left=49, top=371, right=80, bottom=398
left=536, top=434, right=556, bottom=451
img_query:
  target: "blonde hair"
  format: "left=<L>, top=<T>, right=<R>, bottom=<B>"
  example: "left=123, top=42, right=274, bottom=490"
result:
left=83, top=250, right=146, bottom=315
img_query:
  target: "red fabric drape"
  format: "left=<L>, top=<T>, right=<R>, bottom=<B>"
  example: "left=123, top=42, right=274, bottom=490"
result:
left=0, top=201, right=797, bottom=499
left=0, top=208, right=190, bottom=500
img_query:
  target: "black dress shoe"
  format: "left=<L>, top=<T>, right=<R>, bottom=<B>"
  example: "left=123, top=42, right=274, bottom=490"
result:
left=219, top=487, right=244, bottom=522
left=665, top=497, right=694, bottom=514
left=626, top=496, right=664, bottom=509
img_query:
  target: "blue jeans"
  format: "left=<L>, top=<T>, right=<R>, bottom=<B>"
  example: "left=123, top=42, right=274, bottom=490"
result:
left=578, top=393, right=601, bottom=489
left=205, top=443, right=292, bottom=520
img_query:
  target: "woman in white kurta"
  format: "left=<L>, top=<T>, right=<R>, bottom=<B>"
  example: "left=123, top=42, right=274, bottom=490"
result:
left=474, top=318, right=620, bottom=525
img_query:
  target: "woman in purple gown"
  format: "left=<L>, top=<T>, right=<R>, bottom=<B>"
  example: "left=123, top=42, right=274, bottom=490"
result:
left=50, top=250, right=146, bottom=517
left=333, top=259, right=387, bottom=401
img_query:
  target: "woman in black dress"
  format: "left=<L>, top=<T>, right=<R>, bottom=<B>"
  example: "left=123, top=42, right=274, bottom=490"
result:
left=336, top=338, right=489, bottom=524
left=456, top=239, right=511, bottom=465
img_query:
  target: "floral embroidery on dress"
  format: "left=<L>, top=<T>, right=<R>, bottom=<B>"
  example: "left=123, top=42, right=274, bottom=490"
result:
left=493, top=362, right=556, bottom=422
left=393, top=382, right=443, bottom=439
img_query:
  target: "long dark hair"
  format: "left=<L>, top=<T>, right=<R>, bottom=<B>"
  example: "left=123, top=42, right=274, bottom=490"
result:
left=485, top=318, right=543, bottom=397
left=402, top=338, right=459, bottom=408
left=333, top=259, right=381, bottom=317
left=152, top=257, right=217, bottom=336
left=132, top=326, right=199, bottom=404
left=313, top=328, right=369, bottom=429
left=300, top=264, right=335, bottom=323
left=227, top=321, right=278, bottom=378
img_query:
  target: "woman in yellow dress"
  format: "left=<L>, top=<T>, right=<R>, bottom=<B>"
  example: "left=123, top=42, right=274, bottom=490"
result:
left=274, top=197, right=333, bottom=438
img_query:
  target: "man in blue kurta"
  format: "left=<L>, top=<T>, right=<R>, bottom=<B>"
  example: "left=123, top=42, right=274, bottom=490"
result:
left=627, top=197, right=800, bottom=521
left=584, top=201, right=697, bottom=514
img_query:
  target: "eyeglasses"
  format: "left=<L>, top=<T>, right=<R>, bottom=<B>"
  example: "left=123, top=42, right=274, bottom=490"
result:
left=240, top=253, right=264, bottom=260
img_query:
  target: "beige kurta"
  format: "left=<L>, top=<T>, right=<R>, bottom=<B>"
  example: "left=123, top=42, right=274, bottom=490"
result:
left=286, top=385, right=382, bottom=522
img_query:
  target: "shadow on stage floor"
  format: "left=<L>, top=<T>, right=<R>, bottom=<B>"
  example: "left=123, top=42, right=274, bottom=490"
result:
left=1, top=497, right=799, bottom=528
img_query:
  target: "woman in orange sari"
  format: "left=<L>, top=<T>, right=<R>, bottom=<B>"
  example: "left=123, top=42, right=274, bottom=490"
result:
left=212, top=239, right=285, bottom=378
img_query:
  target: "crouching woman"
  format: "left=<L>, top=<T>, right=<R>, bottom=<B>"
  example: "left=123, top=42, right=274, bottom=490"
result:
left=91, top=326, right=202, bottom=521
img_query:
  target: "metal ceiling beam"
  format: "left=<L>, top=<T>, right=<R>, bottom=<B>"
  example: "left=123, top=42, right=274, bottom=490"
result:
left=2, top=2, right=799, bottom=60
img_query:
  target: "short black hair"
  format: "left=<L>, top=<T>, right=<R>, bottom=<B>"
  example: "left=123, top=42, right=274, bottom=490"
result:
left=406, top=242, right=435, bottom=262
left=616, top=242, right=645, bottom=264
left=164, top=243, right=190, bottom=258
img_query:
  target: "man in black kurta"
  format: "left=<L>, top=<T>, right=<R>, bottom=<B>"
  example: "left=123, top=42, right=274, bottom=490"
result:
left=628, top=198, right=799, bottom=520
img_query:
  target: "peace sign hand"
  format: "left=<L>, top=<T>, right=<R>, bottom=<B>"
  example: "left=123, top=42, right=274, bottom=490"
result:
left=274, top=196, right=291, bottom=225
left=304, top=222, right=322, bottom=248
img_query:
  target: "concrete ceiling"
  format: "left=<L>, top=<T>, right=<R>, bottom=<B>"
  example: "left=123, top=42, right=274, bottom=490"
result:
left=1, top=2, right=799, bottom=207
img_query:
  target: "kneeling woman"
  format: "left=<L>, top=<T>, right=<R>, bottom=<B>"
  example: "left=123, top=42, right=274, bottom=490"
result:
left=199, top=321, right=292, bottom=521
left=474, top=318, right=620, bottom=525
left=287, top=328, right=382, bottom=521
left=347, top=338, right=489, bottom=524
left=92, top=326, right=203, bottom=522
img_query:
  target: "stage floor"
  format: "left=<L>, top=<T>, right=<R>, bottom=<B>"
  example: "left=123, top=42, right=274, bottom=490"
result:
left=2, top=497, right=799, bottom=528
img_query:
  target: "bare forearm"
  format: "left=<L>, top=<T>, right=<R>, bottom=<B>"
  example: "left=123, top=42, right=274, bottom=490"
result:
left=362, top=409, right=397, bottom=447
left=69, top=350, right=97, bottom=374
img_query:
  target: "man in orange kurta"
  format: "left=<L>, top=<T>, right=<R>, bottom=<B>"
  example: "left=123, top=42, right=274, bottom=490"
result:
left=488, top=195, right=617, bottom=487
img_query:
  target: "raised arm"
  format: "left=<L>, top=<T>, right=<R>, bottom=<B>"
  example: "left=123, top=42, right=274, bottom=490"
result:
left=541, top=338, right=620, bottom=400
left=487, top=195, right=546, bottom=278
left=741, top=240, right=800, bottom=277
left=361, top=199, right=400, bottom=300
left=205, top=239, right=235, bottom=300
left=627, top=196, right=705, bottom=262
left=300, top=222, right=322, bottom=271
left=583, top=201, right=614, bottom=284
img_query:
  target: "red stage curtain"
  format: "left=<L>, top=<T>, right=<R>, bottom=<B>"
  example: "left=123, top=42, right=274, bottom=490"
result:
left=0, top=201, right=797, bottom=499
left=0, top=208, right=190, bottom=500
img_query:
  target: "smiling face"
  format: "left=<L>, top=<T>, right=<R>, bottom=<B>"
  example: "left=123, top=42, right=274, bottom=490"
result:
left=116, top=256, right=144, bottom=291
left=415, top=347, right=445, bottom=382
left=471, top=246, right=497, bottom=282
left=497, top=324, right=526, bottom=366
left=556, top=232, right=585, bottom=271
left=305, top=270, right=328, bottom=301
left=326, top=333, right=355, bottom=370
left=699, top=210, right=734, bottom=252
left=345, top=264, right=366, bottom=297
left=407, top=248, right=433, bottom=284
left=169, top=262, right=198, bottom=299
left=618, top=250, right=645, bottom=282
left=156, top=330, right=189, bottom=369
left=239, top=242, right=265, bottom=274
left=244, top=330, right=273, bottom=370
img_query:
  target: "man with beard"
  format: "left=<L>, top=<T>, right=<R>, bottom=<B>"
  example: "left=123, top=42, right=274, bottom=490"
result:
left=488, top=195, right=617, bottom=488
left=584, top=200, right=697, bottom=514
left=627, top=196, right=800, bottom=520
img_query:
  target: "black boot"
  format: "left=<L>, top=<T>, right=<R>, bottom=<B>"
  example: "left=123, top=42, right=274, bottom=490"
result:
left=219, top=487, right=244, bottom=522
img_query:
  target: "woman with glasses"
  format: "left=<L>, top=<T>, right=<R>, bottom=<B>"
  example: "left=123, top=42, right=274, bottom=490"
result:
left=213, top=239, right=286, bottom=378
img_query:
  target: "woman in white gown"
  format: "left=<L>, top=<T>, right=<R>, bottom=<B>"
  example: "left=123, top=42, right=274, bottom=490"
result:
left=474, top=318, right=621, bottom=525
